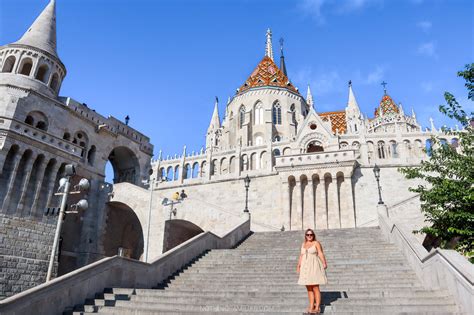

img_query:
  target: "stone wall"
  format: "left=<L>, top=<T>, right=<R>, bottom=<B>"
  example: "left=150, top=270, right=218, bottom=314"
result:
left=0, top=214, right=56, bottom=300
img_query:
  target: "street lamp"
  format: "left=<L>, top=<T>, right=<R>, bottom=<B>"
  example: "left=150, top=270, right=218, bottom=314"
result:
left=372, top=164, right=384, bottom=205
left=162, top=190, right=187, bottom=220
left=243, top=175, right=251, bottom=213
left=46, top=164, right=90, bottom=282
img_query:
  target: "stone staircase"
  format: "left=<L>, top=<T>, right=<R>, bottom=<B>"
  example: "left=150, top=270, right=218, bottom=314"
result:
left=67, top=227, right=462, bottom=314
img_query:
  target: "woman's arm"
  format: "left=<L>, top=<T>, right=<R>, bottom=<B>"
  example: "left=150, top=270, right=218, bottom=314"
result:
left=315, top=241, right=327, bottom=269
left=296, top=242, right=304, bottom=273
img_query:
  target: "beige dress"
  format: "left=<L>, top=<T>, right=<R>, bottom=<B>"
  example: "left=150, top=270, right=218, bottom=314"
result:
left=298, top=242, right=328, bottom=285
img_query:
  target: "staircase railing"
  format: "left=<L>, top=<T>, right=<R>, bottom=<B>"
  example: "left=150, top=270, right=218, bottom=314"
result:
left=377, top=206, right=473, bottom=314
left=0, top=217, right=251, bottom=315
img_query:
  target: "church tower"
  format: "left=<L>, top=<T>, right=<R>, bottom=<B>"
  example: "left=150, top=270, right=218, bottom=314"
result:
left=345, top=81, right=363, bottom=134
left=206, top=97, right=221, bottom=149
left=0, top=0, right=66, bottom=98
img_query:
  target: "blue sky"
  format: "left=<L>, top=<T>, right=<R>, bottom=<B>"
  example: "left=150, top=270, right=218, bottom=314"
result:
left=1, top=0, right=473, bottom=160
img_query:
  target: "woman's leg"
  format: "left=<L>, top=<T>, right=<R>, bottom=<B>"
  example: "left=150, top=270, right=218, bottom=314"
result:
left=312, top=285, right=321, bottom=312
left=306, top=285, right=315, bottom=312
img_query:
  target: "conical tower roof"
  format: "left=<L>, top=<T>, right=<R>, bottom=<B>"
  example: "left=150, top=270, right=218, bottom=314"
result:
left=208, top=98, right=221, bottom=131
left=347, top=82, right=360, bottom=110
left=374, top=94, right=399, bottom=117
left=238, top=56, right=298, bottom=94
left=15, top=0, right=58, bottom=57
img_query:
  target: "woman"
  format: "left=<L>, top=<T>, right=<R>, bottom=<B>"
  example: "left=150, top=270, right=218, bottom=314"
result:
left=297, top=228, right=328, bottom=314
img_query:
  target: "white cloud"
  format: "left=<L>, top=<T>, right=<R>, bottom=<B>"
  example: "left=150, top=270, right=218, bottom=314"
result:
left=299, top=0, right=383, bottom=23
left=417, top=41, right=438, bottom=58
left=293, top=68, right=341, bottom=95
left=417, top=20, right=432, bottom=33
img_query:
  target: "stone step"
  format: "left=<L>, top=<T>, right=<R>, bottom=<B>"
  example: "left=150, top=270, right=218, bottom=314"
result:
left=81, top=300, right=459, bottom=314
left=99, top=288, right=450, bottom=300
left=167, top=278, right=421, bottom=286
left=110, top=295, right=454, bottom=307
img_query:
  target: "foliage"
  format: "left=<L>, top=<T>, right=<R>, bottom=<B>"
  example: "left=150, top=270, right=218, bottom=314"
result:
left=399, top=63, right=474, bottom=263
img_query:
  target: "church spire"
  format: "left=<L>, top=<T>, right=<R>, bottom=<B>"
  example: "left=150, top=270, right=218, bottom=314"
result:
left=306, top=84, right=314, bottom=107
left=347, top=80, right=360, bottom=111
left=15, top=0, right=58, bottom=57
left=208, top=97, right=221, bottom=131
left=279, top=37, right=287, bottom=76
left=265, top=28, right=274, bottom=60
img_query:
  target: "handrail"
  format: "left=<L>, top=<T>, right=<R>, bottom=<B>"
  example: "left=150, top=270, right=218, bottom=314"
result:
left=0, top=218, right=251, bottom=315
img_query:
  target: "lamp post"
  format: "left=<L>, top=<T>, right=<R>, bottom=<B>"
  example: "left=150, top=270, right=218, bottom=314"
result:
left=46, top=164, right=89, bottom=282
left=162, top=189, right=187, bottom=220
left=243, top=175, right=251, bottom=213
left=372, top=164, right=384, bottom=205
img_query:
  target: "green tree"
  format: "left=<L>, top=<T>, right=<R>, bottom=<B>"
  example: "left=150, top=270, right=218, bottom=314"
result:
left=399, top=63, right=473, bottom=262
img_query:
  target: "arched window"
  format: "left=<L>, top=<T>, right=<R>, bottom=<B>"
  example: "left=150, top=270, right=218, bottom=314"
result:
left=255, top=135, right=263, bottom=146
left=87, top=145, right=96, bottom=166
left=273, top=135, right=281, bottom=142
left=19, top=58, right=33, bottom=76
left=239, top=106, right=246, bottom=128
left=50, top=73, right=59, bottom=91
left=192, top=162, right=199, bottom=178
left=25, top=115, right=34, bottom=126
left=2, top=56, right=16, bottom=73
left=389, top=140, right=398, bottom=158
left=377, top=141, right=386, bottom=159
left=36, top=121, right=47, bottom=130
left=273, top=149, right=281, bottom=156
left=63, top=132, right=71, bottom=141
left=35, top=64, right=49, bottom=83
left=272, top=102, right=282, bottom=125
left=254, top=102, right=264, bottom=125
left=307, top=141, right=324, bottom=153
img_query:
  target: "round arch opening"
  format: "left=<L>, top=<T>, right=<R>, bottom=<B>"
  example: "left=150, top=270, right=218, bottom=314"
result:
left=307, top=141, right=324, bottom=153
left=107, top=146, right=140, bottom=184
left=162, top=219, right=204, bottom=253
left=102, top=202, right=144, bottom=260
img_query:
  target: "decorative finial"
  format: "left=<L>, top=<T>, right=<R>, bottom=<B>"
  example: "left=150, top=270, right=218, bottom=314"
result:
left=265, top=28, right=274, bottom=60
left=125, top=115, right=130, bottom=126
left=348, top=80, right=352, bottom=87
left=381, top=81, right=388, bottom=95
left=215, top=96, right=218, bottom=104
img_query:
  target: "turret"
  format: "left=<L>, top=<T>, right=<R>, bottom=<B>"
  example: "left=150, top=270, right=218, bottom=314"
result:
left=345, top=80, right=363, bottom=133
left=0, top=0, right=66, bottom=98
left=206, top=97, right=221, bottom=148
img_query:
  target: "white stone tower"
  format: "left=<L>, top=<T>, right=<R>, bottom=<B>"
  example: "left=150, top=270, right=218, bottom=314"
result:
left=0, top=0, right=66, bottom=98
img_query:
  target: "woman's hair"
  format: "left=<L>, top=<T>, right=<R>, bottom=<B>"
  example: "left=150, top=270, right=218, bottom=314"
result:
left=303, top=228, right=316, bottom=242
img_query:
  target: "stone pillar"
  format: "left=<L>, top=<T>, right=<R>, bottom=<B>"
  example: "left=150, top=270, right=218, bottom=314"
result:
left=302, top=179, right=314, bottom=230
left=315, top=179, right=327, bottom=229
left=16, top=153, right=38, bottom=216
left=1, top=150, right=24, bottom=212
left=310, top=180, right=316, bottom=229
left=25, top=157, right=47, bottom=217
left=327, top=175, right=341, bottom=229
left=44, top=163, right=62, bottom=210
left=292, top=181, right=302, bottom=230
left=284, top=181, right=291, bottom=231
left=339, top=176, right=356, bottom=228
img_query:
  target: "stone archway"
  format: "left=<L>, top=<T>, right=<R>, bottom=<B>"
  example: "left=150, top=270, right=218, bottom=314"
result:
left=107, top=146, right=140, bottom=184
left=102, top=201, right=144, bottom=260
left=307, top=141, right=324, bottom=153
left=162, top=219, right=204, bottom=253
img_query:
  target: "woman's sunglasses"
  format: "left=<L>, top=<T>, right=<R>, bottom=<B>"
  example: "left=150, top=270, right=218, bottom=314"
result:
left=306, top=234, right=314, bottom=237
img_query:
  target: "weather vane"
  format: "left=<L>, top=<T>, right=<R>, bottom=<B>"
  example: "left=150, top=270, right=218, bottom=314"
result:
left=279, top=37, right=284, bottom=53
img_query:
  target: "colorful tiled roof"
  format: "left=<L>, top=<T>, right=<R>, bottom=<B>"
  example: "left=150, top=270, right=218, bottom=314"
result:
left=374, top=94, right=399, bottom=117
left=238, top=56, right=298, bottom=94
left=319, top=111, right=347, bottom=134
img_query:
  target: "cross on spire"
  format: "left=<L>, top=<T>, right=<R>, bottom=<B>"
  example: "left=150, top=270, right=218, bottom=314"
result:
left=381, top=81, right=388, bottom=95
left=265, top=28, right=274, bottom=60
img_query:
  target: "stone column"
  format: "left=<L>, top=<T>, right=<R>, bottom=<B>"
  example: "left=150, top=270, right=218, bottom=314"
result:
left=16, top=153, right=38, bottom=216
left=339, top=176, right=356, bottom=228
left=302, top=179, right=314, bottom=230
left=283, top=181, right=291, bottom=231
left=44, top=163, right=62, bottom=210
left=315, top=179, right=327, bottom=229
left=1, top=150, right=24, bottom=211
left=293, top=180, right=303, bottom=230
left=310, top=180, right=316, bottom=229
left=327, top=175, right=341, bottom=229
left=29, top=159, right=48, bottom=217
